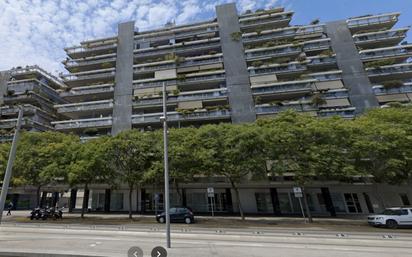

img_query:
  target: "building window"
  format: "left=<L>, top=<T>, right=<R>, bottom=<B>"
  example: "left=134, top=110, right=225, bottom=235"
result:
left=400, top=194, right=410, bottom=206
left=330, top=193, right=346, bottom=213
left=344, top=193, right=363, bottom=213
left=278, top=193, right=292, bottom=213
left=255, top=193, right=274, bottom=213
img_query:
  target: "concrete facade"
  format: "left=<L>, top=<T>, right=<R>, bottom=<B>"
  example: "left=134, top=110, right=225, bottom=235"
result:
left=216, top=3, right=256, bottom=123
left=111, top=21, right=135, bottom=135
left=326, top=21, right=379, bottom=114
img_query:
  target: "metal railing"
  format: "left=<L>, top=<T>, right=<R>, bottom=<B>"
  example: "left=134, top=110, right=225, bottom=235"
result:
left=347, top=13, right=399, bottom=28
left=52, top=117, right=112, bottom=130
left=55, top=100, right=113, bottom=113
left=132, top=109, right=230, bottom=124
left=252, top=81, right=315, bottom=95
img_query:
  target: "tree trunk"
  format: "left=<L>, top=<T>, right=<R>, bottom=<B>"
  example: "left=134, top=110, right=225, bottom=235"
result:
left=81, top=183, right=89, bottom=219
left=230, top=180, right=245, bottom=220
left=36, top=186, right=41, bottom=207
left=302, top=187, right=313, bottom=223
left=174, top=180, right=183, bottom=206
left=128, top=184, right=133, bottom=219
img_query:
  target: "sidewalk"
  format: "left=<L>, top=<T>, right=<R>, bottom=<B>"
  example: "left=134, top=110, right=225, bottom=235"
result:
left=2, top=210, right=372, bottom=229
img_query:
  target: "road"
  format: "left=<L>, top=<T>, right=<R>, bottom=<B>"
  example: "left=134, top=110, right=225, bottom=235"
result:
left=1, top=223, right=412, bottom=257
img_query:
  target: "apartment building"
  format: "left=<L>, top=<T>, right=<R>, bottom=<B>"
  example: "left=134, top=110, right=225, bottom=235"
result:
left=7, top=3, right=412, bottom=215
left=0, top=66, right=66, bottom=142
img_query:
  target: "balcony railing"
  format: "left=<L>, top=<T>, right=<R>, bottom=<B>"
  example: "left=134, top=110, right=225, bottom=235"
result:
left=303, top=39, right=331, bottom=52
left=367, top=63, right=412, bottom=77
left=296, top=25, right=326, bottom=36
left=249, top=63, right=307, bottom=76
left=245, top=45, right=301, bottom=60
left=60, top=84, right=115, bottom=97
left=353, top=28, right=408, bottom=44
left=359, top=45, right=412, bottom=61
left=64, top=56, right=117, bottom=68
left=256, top=103, right=317, bottom=115
left=307, top=56, right=337, bottom=66
left=65, top=43, right=117, bottom=55
left=239, top=11, right=293, bottom=28
left=307, top=71, right=343, bottom=81
left=62, top=70, right=116, bottom=82
left=373, top=82, right=412, bottom=95
left=135, top=89, right=228, bottom=107
left=242, top=27, right=297, bottom=43
left=132, top=109, right=231, bottom=125
left=55, top=100, right=113, bottom=113
left=347, top=13, right=400, bottom=29
left=318, top=107, right=356, bottom=118
left=52, top=117, right=112, bottom=130
left=252, top=80, right=315, bottom=95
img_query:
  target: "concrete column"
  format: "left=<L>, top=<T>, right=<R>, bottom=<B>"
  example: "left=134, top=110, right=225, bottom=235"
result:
left=0, top=71, right=10, bottom=105
left=270, top=188, right=282, bottom=215
left=216, top=3, right=256, bottom=123
left=326, top=21, right=379, bottom=114
left=321, top=187, right=336, bottom=217
left=112, top=21, right=135, bottom=135
left=104, top=189, right=111, bottom=212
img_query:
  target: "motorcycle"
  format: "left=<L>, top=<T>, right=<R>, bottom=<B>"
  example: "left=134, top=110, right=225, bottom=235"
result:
left=30, top=207, right=42, bottom=220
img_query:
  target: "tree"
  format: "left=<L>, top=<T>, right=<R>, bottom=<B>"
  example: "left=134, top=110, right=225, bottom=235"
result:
left=259, top=111, right=359, bottom=222
left=14, top=132, right=79, bottom=207
left=68, top=136, right=113, bottom=218
left=197, top=124, right=267, bottom=220
left=106, top=130, right=160, bottom=219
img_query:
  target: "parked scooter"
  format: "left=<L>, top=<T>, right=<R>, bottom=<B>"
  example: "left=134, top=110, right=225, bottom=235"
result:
left=30, top=207, right=42, bottom=220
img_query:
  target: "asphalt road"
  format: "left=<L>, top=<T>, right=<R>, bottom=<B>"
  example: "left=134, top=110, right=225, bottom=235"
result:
left=1, top=223, right=412, bottom=257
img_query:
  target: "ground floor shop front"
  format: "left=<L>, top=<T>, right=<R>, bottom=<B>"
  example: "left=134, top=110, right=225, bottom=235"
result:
left=5, top=183, right=412, bottom=216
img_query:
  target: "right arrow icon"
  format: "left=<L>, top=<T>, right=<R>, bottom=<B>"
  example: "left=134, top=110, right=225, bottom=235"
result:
left=151, top=246, right=167, bottom=257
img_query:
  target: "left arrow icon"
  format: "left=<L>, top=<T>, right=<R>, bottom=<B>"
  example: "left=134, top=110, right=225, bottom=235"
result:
left=128, top=246, right=143, bottom=257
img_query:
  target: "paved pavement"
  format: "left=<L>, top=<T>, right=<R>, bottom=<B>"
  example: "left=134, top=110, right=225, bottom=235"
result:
left=1, top=222, right=412, bottom=257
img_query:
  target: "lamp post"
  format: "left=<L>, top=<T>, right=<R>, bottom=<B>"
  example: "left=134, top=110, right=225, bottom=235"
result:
left=160, top=82, right=171, bottom=248
left=0, top=107, right=23, bottom=224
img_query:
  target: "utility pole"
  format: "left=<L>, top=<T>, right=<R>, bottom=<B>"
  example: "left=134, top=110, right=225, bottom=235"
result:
left=0, top=107, right=23, bottom=224
left=160, top=82, right=171, bottom=248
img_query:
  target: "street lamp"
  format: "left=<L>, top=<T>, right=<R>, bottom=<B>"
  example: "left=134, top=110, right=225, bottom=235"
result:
left=161, top=82, right=171, bottom=248
left=0, top=107, right=23, bottom=224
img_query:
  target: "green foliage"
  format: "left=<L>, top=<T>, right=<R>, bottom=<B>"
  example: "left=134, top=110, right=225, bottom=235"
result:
left=364, top=59, right=395, bottom=69
left=230, top=32, right=242, bottom=41
left=101, top=62, right=112, bottom=69
left=381, top=80, right=404, bottom=89
left=311, top=93, right=327, bottom=106
left=319, top=49, right=334, bottom=57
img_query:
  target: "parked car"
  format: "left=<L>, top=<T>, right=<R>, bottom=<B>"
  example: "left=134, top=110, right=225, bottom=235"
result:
left=156, top=207, right=194, bottom=224
left=368, top=207, right=412, bottom=228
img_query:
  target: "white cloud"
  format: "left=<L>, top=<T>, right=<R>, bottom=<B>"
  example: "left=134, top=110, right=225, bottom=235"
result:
left=0, top=0, right=286, bottom=74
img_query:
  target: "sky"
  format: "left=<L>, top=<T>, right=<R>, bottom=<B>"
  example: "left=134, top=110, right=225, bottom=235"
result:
left=0, top=0, right=411, bottom=75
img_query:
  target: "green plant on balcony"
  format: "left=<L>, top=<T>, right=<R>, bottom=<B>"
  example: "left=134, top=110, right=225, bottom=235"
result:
left=177, top=74, right=186, bottom=81
left=172, top=88, right=180, bottom=96
left=83, top=128, right=99, bottom=136
left=254, top=96, right=262, bottom=105
left=231, top=32, right=242, bottom=41
left=296, top=55, right=307, bottom=62
left=71, top=68, right=80, bottom=73
left=255, top=9, right=265, bottom=13
left=205, top=106, right=219, bottom=111
left=268, top=100, right=283, bottom=106
left=63, top=87, right=71, bottom=92
left=387, top=102, right=404, bottom=108
left=164, top=53, right=177, bottom=61
left=24, top=89, right=30, bottom=95
left=310, top=18, right=320, bottom=25
left=251, top=60, right=264, bottom=67
left=208, top=50, right=218, bottom=55
left=319, top=49, right=334, bottom=57
left=311, top=93, right=326, bottom=106
left=364, top=59, right=395, bottom=69
left=382, top=80, right=404, bottom=89
left=6, top=90, right=15, bottom=96
left=175, top=56, right=186, bottom=65
left=101, top=62, right=112, bottom=69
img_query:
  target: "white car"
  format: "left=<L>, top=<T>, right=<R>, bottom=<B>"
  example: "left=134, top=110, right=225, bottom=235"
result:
left=368, top=207, right=412, bottom=228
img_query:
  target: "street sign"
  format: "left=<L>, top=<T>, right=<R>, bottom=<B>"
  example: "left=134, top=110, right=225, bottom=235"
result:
left=293, top=187, right=303, bottom=198
left=207, top=187, right=215, bottom=197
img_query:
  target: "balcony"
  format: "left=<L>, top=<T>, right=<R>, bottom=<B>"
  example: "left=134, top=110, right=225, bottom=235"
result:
left=64, top=56, right=117, bottom=72
left=134, top=88, right=228, bottom=108
left=242, top=27, right=297, bottom=45
left=295, top=25, right=326, bottom=39
left=0, top=117, right=52, bottom=131
left=52, top=117, right=112, bottom=131
left=306, top=55, right=338, bottom=70
left=65, top=43, right=117, bottom=59
left=373, top=82, right=412, bottom=95
left=60, top=83, right=115, bottom=101
left=318, top=107, right=356, bottom=118
left=134, top=38, right=221, bottom=59
left=303, top=39, right=331, bottom=54
left=245, top=44, right=302, bottom=61
left=353, top=27, right=409, bottom=49
left=307, top=70, right=343, bottom=81
left=239, top=11, right=293, bottom=32
left=255, top=102, right=317, bottom=115
left=249, top=62, right=307, bottom=78
left=367, top=63, right=412, bottom=82
left=131, top=109, right=231, bottom=126
left=55, top=100, right=113, bottom=115
left=252, top=79, right=315, bottom=96
left=9, top=65, right=65, bottom=89
left=360, top=45, right=412, bottom=62
left=62, top=69, right=116, bottom=87
left=347, top=13, right=400, bottom=33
